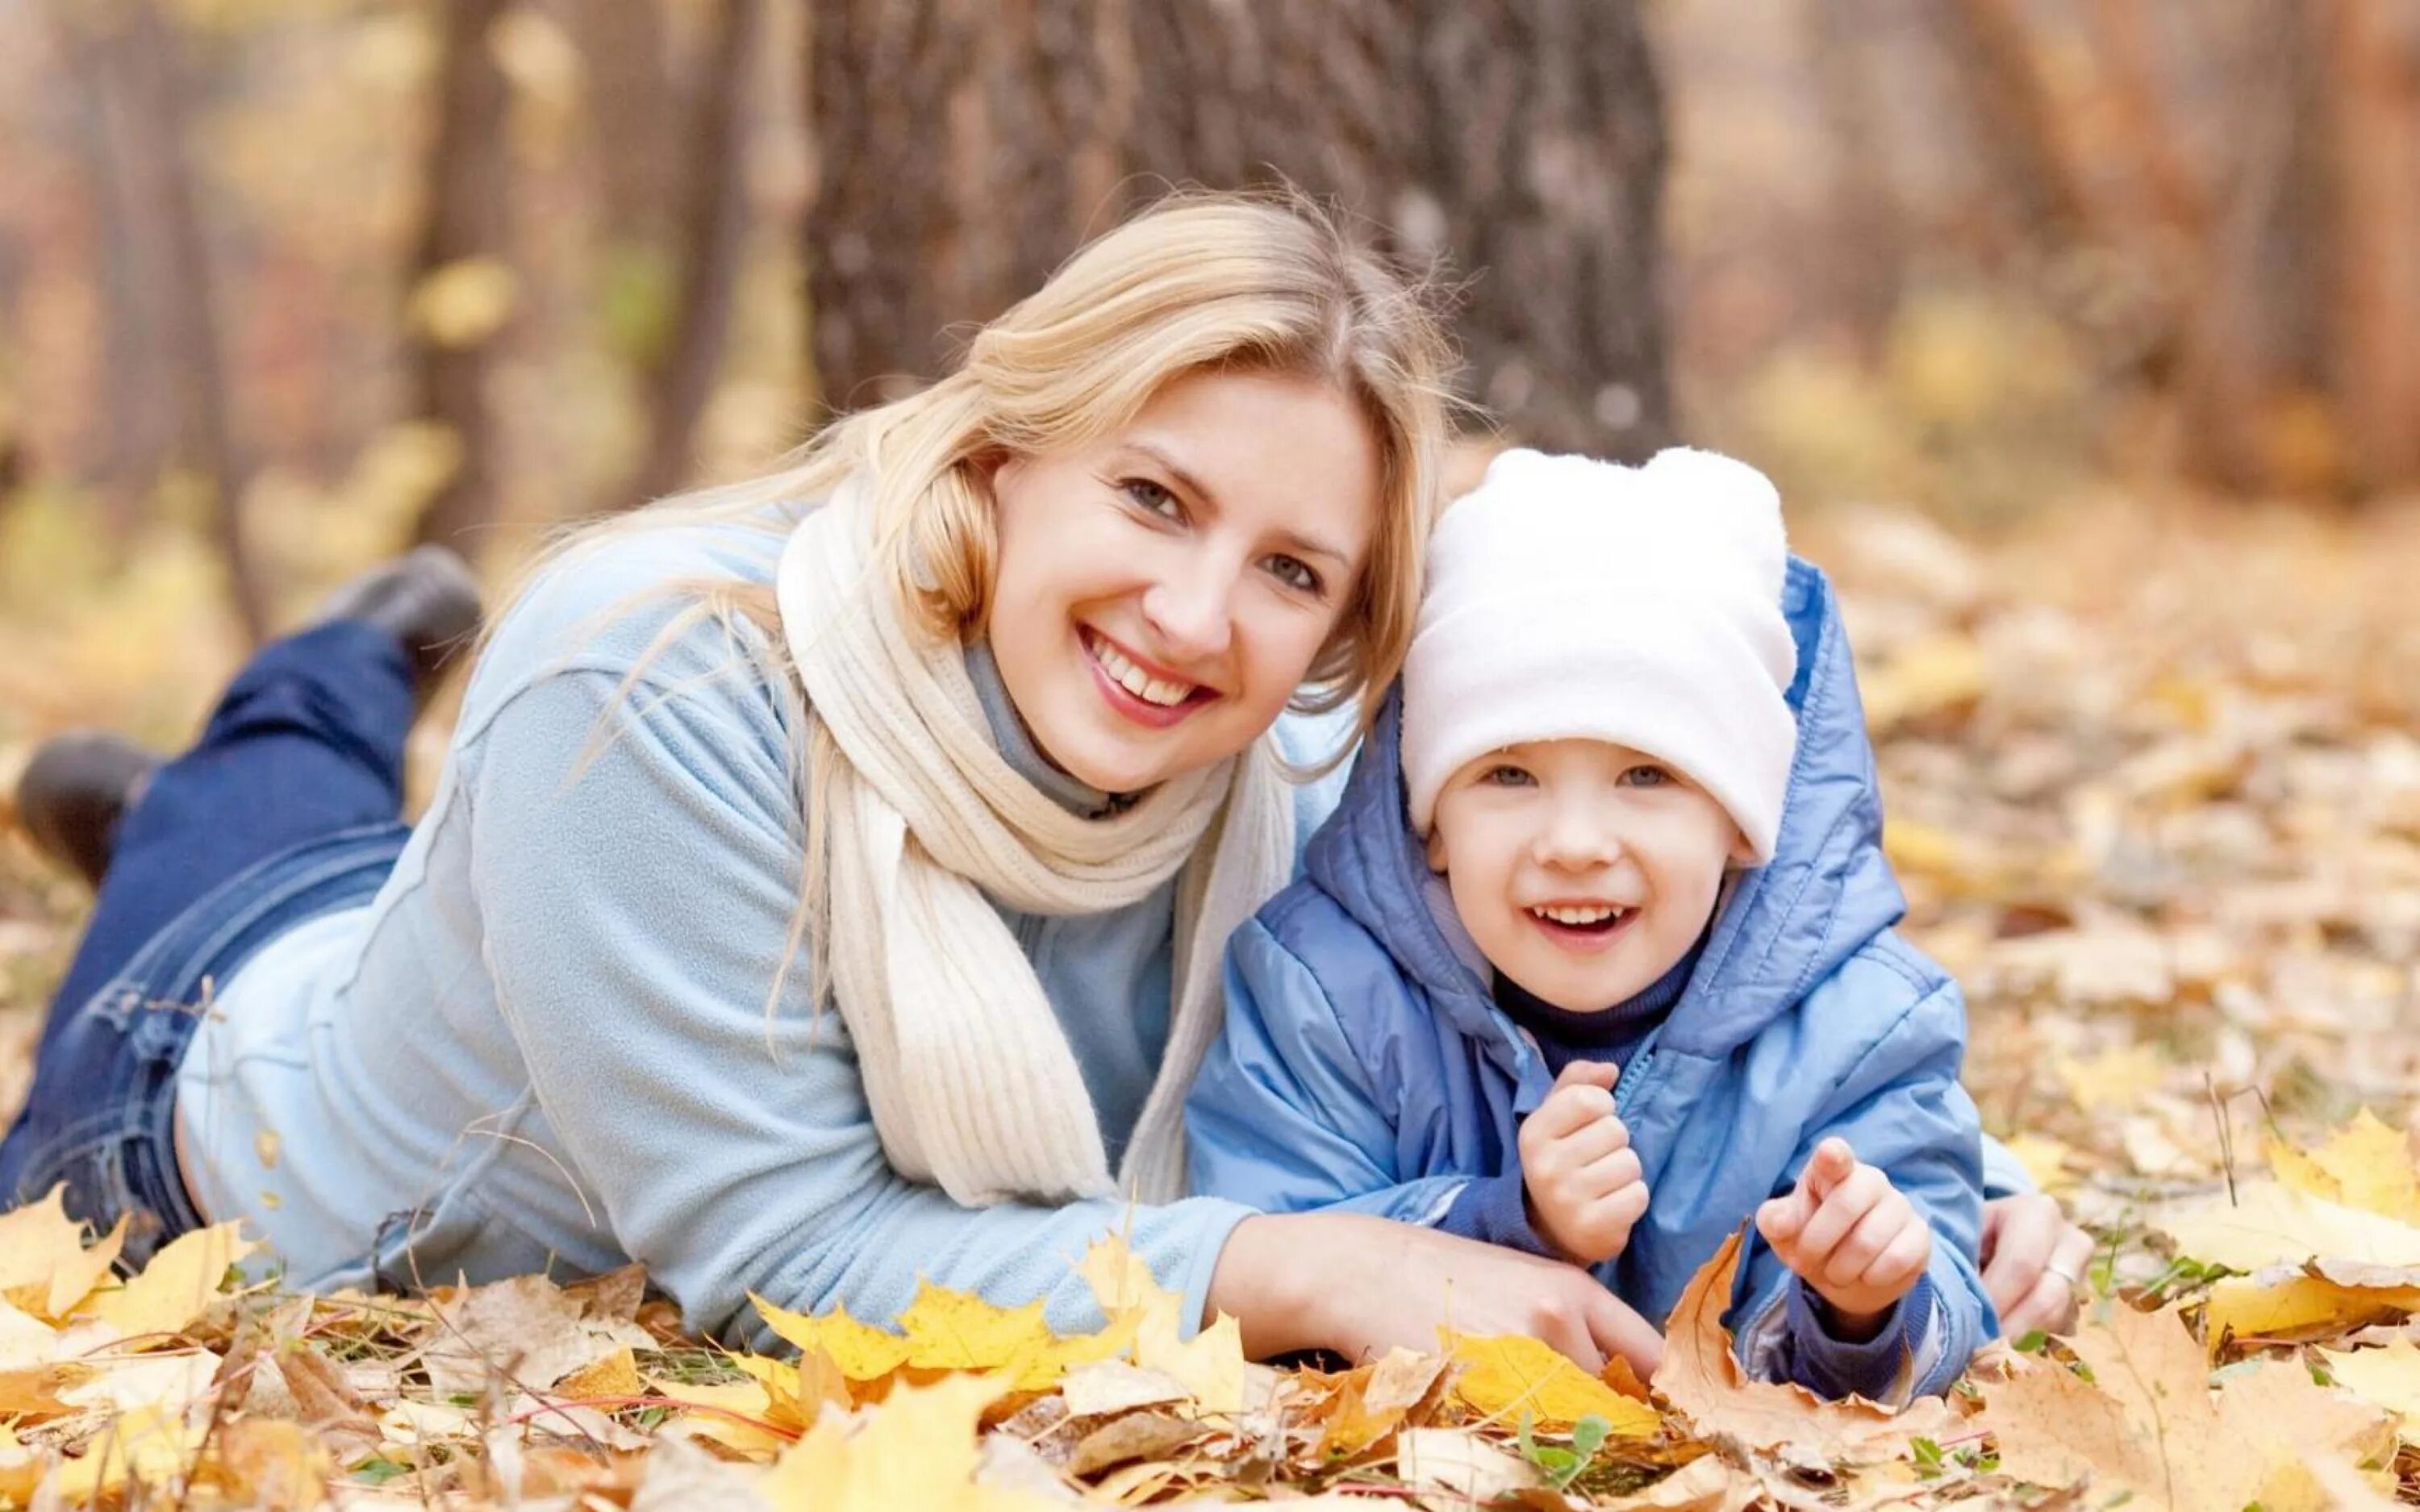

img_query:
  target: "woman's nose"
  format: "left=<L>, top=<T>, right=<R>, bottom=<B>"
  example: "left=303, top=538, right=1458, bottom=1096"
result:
left=1140, top=558, right=1236, bottom=664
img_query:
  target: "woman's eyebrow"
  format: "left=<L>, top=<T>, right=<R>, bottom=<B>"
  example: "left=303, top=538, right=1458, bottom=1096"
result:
left=1123, top=441, right=1353, bottom=567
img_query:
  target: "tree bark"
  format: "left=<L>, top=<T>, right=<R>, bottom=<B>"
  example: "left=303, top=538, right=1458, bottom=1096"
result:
left=2314, top=0, right=2420, bottom=492
left=54, top=0, right=269, bottom=636
left=407, top=0, right=516, bottom=552
left=618, top=0, right=767, bottom=508
left=801, top=0, right=1673, bottom=457
left=1932, top=0, right=2101, bottom=248
left=1804, top=0, right=1909, bottom=356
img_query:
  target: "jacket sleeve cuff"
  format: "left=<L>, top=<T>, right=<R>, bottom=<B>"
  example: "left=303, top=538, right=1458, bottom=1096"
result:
left=1782, top=1274, right=1934, bottom=1402
left=1437, top=1171, right=1560, bottom=1259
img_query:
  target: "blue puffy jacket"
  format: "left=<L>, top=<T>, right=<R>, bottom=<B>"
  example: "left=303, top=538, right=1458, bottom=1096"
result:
left=1187, top=559, right=1995, bottom=1400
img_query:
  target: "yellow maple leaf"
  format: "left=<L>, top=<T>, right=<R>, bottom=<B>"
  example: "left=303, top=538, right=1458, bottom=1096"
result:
left=2271, top=1110, right=2420, bottom=1225
left=1446, top=1332, right=1661, bottom=1435
left=752, top=1292, right=912, bottom=1381
left=0, top=1187, right=123, bottom=1322
left=1075, top=1233, right=1244, bottom=1414
left=758, top=1373, right=1057, bottom=1512
left=2206, top=1273, right=2420, bottom=1348
left=2322, top=1336, right=2420, bottom=1443
left=897, top=1281, right=1058, bottom=1373
left=554, top=1343, right=641, bottom=1402
left=2160, top=1181, right=2420, bottom=1276
left=84, top=1222, right=258, bottom=1344
left=649, top=1374, right=792, bottom=1460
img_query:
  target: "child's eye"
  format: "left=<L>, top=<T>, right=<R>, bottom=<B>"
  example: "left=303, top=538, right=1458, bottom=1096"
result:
left=1262, top=554, right=1324, bottom=596
left=1479, top=764, right=1535, bottom=788
left=1620, top=764, right=1672, bottom=788
left=1120, top=477, right=1183, bottom=521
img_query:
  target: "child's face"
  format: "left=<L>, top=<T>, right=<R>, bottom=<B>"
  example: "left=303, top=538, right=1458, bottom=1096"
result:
left=1425, top=739, right=1754, bottom=1012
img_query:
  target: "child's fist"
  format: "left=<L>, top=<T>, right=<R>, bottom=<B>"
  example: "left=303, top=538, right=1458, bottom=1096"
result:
left=1755, top=1138, right=1931, bottom=1335
left=1518, top=1060, right=1649, bottom=1265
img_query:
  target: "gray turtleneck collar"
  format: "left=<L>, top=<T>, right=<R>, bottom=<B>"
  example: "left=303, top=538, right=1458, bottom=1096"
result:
left=965, top=640, right=1122, bottom=819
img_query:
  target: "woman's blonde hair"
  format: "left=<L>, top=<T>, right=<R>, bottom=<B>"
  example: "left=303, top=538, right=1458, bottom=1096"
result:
left=506, top=189, right=1457, bottom=1007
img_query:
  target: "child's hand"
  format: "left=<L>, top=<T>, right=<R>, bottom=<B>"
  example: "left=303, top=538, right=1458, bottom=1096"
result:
left=1519, top=1060, right=1649, bottom=1265
left=1755, top=1138, right=1931, bottom=1336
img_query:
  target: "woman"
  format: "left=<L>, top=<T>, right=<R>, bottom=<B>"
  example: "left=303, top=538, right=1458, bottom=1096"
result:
left=4, top=194, right=2087, bottom=1375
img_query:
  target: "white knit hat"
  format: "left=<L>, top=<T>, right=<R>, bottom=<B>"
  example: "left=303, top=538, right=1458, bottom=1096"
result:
left=1400, top=447, right=1800, bottom=863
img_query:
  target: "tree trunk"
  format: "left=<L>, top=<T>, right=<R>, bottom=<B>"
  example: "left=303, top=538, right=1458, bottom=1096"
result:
left=1804, top=0, right=1909, bottom=356
left=407, top=0, right=516, bottom=552
left=55, top=0, right=269, bottom=637
left=2315, top=0, right=2420, bottom=493
left=565, top=0, right=679, bottom=255
left=618, top=0, right=766, bottom=508
left=801, top=0, right=1673, bottom=457
left=1932, top=0, right=2101, bottom=248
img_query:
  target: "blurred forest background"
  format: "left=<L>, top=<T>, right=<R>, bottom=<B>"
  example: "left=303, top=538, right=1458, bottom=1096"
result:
left=2, top=0, right=2418, bottom=656
left=6, top=0, right=2420, bottom=1133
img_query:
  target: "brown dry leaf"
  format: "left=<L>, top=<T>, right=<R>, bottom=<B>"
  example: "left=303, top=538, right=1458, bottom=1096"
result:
left=1058, top=1358, right=1190, bottom=1419
left=1978, top=1300, right=2394, bottom=1509
left=1309, top=1346, right=1450, bottom=1456
left=194, top=1418, right=331, bottom=1510
left=1595, top=1453, right=1762, bottom=1510
left=1064, top=1408, right=1208, bottom=1477
left=1650, top=1229, right=1950, bottom=1465
left=1394, top=1425, right=1542, bottom=1502
left=424, top=1271, right=651, bottom=1397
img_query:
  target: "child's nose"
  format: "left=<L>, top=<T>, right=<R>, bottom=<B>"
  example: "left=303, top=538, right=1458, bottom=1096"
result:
left=1535, top=802, right=1623, bottom=868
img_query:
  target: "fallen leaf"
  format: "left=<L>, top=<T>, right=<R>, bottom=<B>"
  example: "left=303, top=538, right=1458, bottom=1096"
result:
left=752, top=1292, right=912, bottom=1383
left=2322, top=1335, right=2420, bottom=1443
left=556, top=1343, right=643, bottom=1402
left=1650, top=1229, right=1950, bottom=1464
left=1446, top=1331, right=1663, bottom=1435
left=2272, top=1110, right=2420, bottom=1224
left=1394, top=1425, right=1542, bottom=1501
left=2161, top=1181, right=2420, bottom=1276
left=757, top=1372, right=1057, bottom=1512
left=1058, top=1359, right=1189, bottom=1419
left=40, top=1403, right=200, bottom=1502
left=82, top=1220, right=257, bottom=1344
left=2051, top=1042, right=2168, bottom=1112
left=194, top=1418, right=329, bottom=1510
left=424, top=1272, right=651, bottom=1396
left=1308, top=1346, right=1450, bottom=1456
left=2205, top=1270, right=2420, bottom=1347
left=1978, top=1299, right=2394, bottom=1509
left=0, top=1187, right=119, bottom=1321
left=1064, top=1408, right=1207, bottom=1477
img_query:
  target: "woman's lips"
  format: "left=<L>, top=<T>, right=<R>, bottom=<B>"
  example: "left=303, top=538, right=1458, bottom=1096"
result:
left=1083, top=630, right=1217, bottom=730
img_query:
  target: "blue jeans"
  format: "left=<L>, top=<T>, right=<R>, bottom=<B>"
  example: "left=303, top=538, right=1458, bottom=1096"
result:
left=0, top=621, right=417, bottom=1264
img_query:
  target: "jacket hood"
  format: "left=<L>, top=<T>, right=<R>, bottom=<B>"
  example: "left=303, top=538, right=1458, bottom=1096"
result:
left=1302, top=557, right=1905, bottom=1065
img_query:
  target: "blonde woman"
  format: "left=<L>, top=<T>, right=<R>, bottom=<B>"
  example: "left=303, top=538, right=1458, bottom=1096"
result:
left=3, top=195, right=1680, bottom=1373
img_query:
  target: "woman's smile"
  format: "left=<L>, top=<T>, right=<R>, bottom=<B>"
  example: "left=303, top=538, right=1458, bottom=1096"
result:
left=1082, top=627, right=1220, bottom=727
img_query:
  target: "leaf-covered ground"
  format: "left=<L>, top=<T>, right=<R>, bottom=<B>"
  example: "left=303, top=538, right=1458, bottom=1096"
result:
left=3, top=494, right=2420, bottom=1509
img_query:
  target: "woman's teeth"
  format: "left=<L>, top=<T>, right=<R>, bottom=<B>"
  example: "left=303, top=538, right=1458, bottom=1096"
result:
left=1089, top=633, right=1197, bottom=707
left=1530, top=904, right=1629, bottom=927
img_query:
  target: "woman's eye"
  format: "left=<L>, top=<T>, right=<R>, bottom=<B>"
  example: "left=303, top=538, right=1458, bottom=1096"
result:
left=1264, top=554, right=1323, bottom=595
left=1121, top=477, right=1183, bottom=520
left=1621, top=764, right=1672, bottom=788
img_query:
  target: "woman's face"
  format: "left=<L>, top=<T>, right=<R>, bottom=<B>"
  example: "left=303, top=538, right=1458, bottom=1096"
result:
left=986, top=369, right=1383, bottom=795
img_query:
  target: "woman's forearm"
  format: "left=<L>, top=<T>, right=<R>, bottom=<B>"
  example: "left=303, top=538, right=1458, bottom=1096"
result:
left=1205, top=1214, right=1322, bottom=1358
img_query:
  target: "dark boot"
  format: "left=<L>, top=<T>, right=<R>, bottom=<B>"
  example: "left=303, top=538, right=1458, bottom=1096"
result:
left=14, top=732, right=161, bottom=888
left=310, top=543, right=485, bottom=694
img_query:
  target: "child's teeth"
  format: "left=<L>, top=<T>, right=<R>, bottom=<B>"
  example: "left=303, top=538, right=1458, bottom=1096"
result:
left=1535, top=905, right=1623, bottom=925
left=1091, top=634, right=1194, bottom=707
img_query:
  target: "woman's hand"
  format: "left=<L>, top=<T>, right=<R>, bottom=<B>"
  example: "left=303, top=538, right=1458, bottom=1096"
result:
left=1207, top=1211, right=1664, bottom=1378
left=1980, top=1193, right=2093, bottom=1336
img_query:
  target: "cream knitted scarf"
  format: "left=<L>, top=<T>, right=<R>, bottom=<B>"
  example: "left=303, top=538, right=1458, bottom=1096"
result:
left=776, top=485, right=1294, bottom=1207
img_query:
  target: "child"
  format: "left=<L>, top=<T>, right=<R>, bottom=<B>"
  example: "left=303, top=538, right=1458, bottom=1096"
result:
left=1187, top=448, right=1994, bottom=1402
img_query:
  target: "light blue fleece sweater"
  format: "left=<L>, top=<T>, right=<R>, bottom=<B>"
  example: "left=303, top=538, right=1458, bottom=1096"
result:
left=173, top=518, right=1352, bottom=1350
